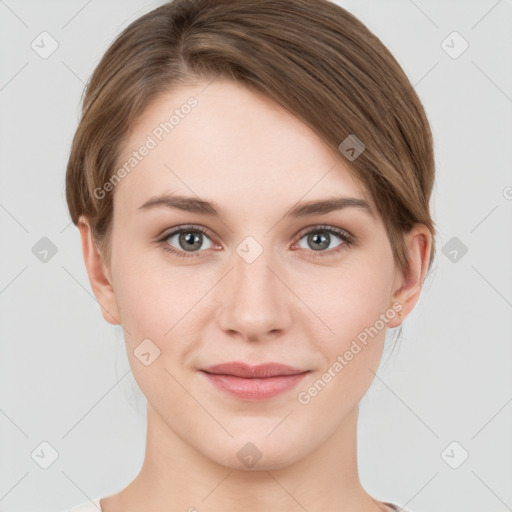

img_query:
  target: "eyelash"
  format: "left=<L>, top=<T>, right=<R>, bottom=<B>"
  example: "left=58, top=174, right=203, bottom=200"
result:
left=157, top=224, right=355, bottom=259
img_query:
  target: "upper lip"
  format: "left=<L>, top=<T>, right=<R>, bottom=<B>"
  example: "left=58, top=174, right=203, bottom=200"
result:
left=200, top=362, right=309, bottom=378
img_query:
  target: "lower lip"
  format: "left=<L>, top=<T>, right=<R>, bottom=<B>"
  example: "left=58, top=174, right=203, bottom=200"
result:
left=200, top=371, right=310, bottom=400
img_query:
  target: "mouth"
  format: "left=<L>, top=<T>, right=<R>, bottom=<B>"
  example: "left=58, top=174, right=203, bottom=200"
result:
left=199, top=362, right=311, bottom=400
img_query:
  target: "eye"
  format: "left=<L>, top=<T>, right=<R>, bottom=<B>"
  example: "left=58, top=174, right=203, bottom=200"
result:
left=157, top=224, right=355, bottom=259
left=158, top=225, right=214, bottom=258
left=294, top=225, right=354, bottom=257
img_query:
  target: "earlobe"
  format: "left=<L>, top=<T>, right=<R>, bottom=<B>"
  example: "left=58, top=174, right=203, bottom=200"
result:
left=77, top=215, right=121, bottom=326
left=388, top=225, right=432, bottom=328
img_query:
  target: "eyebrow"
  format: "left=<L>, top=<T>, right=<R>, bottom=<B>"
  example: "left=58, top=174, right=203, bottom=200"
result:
left=138, top=193, right=373, bottom=218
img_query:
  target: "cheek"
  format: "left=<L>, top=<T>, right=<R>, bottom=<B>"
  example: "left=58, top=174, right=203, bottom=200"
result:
left=319, top=256, right=394, bottom=327
left=110, top=254, right=192, bottom=409
left=296, top=265, right=393, bottom=413
left=111, top=247, right=212, bottom=371
left=306, top=248, right=395, bottom=370
left=110, top=246, right=175, bottom=344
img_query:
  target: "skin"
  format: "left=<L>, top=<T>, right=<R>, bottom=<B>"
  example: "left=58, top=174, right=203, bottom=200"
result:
left=78, top=78, right=431, bottom=512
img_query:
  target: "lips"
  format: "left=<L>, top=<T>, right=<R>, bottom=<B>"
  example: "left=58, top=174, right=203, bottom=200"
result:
left=199, top=362, right=310, bottom=400
left=201, top=362, right=308, bottom=378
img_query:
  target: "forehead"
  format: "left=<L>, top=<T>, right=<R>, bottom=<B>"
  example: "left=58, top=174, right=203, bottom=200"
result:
left=112, top=78, right=370, bottom=216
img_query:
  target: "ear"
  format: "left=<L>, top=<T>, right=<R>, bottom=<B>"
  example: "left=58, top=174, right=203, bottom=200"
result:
left=387, top=224, right=432, bottom=328
left=77, top=215, right=121, bottom=326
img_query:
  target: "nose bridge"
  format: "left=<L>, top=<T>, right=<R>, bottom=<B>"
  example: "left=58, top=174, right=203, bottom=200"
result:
left=232, top=234, right=281, bottom=302
left=216, top=234, right=291, bottom=339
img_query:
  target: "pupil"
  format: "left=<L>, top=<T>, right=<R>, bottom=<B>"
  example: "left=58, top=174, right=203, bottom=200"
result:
left=310, top=232, right=329, bottom=250
left=181, top=231, right=201, bottom=251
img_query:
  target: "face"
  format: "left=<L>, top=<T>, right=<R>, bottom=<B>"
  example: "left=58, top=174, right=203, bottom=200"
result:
left=97, top=78, right=404, bottom=469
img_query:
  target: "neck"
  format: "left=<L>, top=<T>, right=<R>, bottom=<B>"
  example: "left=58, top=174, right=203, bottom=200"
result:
left=103, top=403, right=386, bottom=512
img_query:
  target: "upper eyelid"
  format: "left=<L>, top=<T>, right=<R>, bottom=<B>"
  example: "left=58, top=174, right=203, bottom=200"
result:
left=296, top=224, right=352, bottom=238
left=159, top=224, right=211, bottom=241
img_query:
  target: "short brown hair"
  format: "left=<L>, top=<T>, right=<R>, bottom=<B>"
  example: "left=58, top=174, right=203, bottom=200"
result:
left=65, top=0, right=436, bottom=274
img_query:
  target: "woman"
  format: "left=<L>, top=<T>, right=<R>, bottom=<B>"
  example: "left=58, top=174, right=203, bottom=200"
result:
left=63, top=0, right=435, bottom=510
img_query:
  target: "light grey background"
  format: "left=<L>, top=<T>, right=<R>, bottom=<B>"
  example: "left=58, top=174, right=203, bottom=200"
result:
left=1, top=1, right=511, bottom=511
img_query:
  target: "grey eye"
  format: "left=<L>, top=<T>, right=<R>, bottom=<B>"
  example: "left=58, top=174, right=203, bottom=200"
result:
left=165, top=230, right=213, bottom=252
left=297, top=230, right=344, bottom=251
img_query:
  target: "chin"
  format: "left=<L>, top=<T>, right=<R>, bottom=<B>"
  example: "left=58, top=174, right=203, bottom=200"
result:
left=203, top=434, right=306, bottom=472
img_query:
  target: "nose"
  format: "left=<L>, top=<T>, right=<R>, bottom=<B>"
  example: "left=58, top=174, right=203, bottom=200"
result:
left=216, top=241, right=292, bottom=343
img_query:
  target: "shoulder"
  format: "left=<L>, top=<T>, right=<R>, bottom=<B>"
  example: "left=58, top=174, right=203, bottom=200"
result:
left=60, top=497, right=103, bottom=512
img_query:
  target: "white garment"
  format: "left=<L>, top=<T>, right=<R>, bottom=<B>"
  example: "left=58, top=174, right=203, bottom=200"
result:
left=64, top=497, right=411, bottom=511
left=65, top=497, right=102, bottom=511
